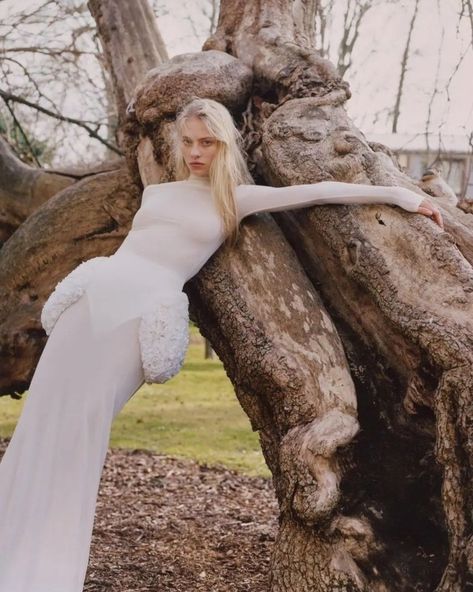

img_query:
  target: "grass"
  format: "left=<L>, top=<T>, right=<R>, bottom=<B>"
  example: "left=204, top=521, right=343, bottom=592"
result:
left=0, top=325, right=270, bottom=478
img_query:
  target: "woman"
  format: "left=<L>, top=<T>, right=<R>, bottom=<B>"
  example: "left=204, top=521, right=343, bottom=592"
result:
left=0, top=97, right=443, bottom=592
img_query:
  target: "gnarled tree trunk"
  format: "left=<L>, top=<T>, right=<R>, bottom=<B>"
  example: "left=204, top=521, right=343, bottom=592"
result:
left=0, top=0, right=168, bottom=393
left=1, top=0, right=472, bottom=589
left=0, top=136, right=124, bottom=244
left=0, top=165, right=140, bottom=394
left=0, top=136, right=74, bottom=244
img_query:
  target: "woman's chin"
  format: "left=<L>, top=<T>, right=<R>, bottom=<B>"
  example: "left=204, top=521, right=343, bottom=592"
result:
left=189, top=167, right=208, bottom=176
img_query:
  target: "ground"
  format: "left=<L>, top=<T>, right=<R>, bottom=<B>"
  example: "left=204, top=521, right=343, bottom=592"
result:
left=0, top=438, right=278, bottom=591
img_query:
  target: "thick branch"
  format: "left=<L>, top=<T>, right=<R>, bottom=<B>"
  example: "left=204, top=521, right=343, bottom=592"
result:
left=88, top=0, right=168, bottom=131
left=0, top=167, right=140, bottom=395
left=0, top=136, right=125, bottom=244
left=202, top=1, right=473, bottom=587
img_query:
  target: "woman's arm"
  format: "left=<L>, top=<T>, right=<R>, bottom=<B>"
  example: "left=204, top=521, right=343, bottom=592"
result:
left=236, top=180, right=429, bottom=219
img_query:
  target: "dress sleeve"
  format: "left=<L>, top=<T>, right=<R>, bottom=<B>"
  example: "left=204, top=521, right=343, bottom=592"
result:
left=235, top=181, right=425, bottom=221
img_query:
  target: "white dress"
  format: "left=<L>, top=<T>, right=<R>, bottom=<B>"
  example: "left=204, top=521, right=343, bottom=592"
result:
left=0, top=174, right=423, bottom=592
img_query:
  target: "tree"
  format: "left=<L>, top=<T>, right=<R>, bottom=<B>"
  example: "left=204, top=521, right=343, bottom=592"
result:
left=1, top=0, right=473, bottom=589
left=0, top=0, right=118, bottom=165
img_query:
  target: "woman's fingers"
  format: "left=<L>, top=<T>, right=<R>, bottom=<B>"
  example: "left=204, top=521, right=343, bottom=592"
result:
left=433, top=210, right=444, bottom=229
left=417, top=199, right=444, bottom=229
left=418, top=207, right=444, bottom=229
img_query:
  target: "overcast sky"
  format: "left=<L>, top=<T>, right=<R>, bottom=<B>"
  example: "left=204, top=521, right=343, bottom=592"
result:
left=156, top=1, right=471, bottom=137
left=0, top=0, right=471, bottom=165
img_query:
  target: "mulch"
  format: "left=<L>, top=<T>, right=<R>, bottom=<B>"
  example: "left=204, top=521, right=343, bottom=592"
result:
left=0, top=439, right=279, bottom=591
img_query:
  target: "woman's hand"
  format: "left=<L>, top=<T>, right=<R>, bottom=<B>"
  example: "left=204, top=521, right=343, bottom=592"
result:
left=417, top=197, right=444, bottom=229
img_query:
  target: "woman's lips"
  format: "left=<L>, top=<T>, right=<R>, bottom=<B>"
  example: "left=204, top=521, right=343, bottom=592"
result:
left=190, top=163, right=204, bottom=167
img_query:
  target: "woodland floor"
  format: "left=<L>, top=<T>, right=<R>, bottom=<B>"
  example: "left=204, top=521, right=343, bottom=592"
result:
left=0, top=438, right=278, bottom=591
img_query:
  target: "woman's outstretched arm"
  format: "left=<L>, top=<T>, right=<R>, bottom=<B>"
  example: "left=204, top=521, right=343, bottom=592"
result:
left=236, top=181, right=444, bottom=228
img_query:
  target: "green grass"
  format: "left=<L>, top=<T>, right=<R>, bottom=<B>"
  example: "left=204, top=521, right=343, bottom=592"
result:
left=0, top=325, right=270, bottom=478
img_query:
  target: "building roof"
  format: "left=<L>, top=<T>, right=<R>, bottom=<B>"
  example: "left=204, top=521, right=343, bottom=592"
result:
left=364, top=132, right=472, bottom=154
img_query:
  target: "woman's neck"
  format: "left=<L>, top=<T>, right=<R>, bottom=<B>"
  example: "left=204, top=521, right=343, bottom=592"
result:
left=187, top=173, right=210, bottom=185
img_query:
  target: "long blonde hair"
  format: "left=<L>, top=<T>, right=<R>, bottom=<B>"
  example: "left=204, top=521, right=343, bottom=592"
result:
left=172, top=97, right=254, bottom=247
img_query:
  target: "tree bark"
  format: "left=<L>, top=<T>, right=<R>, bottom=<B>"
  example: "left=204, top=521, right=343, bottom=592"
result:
left=0, top=0, right=168, bottom=392
left=0, top=136, right=74, bottom=244
left=202, top=0, right=473, bottom=588
left=0, top=166, right=140, bottom=395
left=88, top=0, right=168, bottom=137
left=2, top=0, right=473, bottom=589
left=0, top=135, right=126, bottom=244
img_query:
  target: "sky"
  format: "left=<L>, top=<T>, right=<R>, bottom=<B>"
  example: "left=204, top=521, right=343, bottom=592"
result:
left=0, top=0, right=471, bottom=166
left=156, top=0, right=472, bottom=142
left=340, top=1, right=472, bottom=141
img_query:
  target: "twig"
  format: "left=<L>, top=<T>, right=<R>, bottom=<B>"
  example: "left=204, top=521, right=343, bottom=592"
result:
left=1, top=97, right=41, bottom=166
left=0, top=88, right=122, bottom=154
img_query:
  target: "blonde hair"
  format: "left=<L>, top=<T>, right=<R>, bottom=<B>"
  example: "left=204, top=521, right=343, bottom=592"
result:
left=172, top=97, right=254, bottom=247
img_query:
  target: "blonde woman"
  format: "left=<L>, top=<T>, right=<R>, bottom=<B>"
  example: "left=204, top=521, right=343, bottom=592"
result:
left=0, top=97, right=443, bottom=592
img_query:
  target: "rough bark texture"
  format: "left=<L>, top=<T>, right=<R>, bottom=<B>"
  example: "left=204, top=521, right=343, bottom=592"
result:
left=2, top=0, right=473, bottom=590
left=184, top=218, right=370, bottom=589
left=88, top=0, right=168, bottom=137
left=0, top=135, right=125, bottom=244
left=197, top=2, right=473, bottom=588
left=0, top=136, right=75, bottom=244
left=0, top=166, right=140, bottom=395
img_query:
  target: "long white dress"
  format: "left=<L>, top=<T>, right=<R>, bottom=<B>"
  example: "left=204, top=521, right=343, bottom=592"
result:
left=0, top=174, right=423, bottom=592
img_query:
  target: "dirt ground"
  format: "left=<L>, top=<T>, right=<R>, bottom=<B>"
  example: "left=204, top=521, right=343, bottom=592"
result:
left=0, top=439, right=279, bottom=591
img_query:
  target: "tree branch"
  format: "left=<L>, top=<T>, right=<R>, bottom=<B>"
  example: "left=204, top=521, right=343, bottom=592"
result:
left=392, top=0, right=420, bottom=133
left=0, top=88, right=122, bottom=155
left=1, top=97, right=41, bottom=166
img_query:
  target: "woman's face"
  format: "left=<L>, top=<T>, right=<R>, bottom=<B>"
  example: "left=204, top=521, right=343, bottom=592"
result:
left=180, top=116, right=219, bottom=177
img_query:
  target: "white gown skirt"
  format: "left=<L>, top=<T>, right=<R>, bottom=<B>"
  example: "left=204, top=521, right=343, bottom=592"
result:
left=0, top=292, right=145, bottom=592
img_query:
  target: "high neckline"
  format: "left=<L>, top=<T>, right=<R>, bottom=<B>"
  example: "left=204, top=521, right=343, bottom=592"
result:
left=186, top=173, right=211, bottom=185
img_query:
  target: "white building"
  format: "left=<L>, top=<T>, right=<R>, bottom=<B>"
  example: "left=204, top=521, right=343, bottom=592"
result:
left=365, top=132, right=473, bottom=200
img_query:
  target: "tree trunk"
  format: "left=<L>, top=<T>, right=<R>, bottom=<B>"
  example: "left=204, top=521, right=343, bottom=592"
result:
left=88, top=0, right=168, bottom=141
left=0, top=165, right=140, bottom=395
left=0, top=134, right=125, bottom=243
left=201, top=2, right=473, bottom=587
left=2, top=0, right=473, bottom=589
left=0, top=136, right=74, bottom=244
left=0, top=0, right=167, bottom=393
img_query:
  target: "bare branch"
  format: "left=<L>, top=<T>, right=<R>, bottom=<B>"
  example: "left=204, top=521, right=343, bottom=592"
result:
left=1, top=98, right=41, bottom=166
left=0, top=89, right=122, bottom=155
left=337, top=0, right=372, bottom=77
left=0, top=47, right=99, bottom=58
left=392, top=0, right=420, bottom=133
left=459, top=0, right=473, bottom=44
left=424, top=1, right=446, bottom=160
